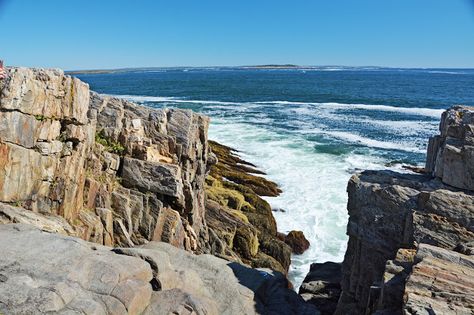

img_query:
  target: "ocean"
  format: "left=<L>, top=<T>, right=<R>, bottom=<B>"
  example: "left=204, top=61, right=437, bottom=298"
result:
left=76, top=67, right=474, bottom=287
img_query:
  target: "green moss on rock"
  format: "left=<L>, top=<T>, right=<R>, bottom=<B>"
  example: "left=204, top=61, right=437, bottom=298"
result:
left=205, top=140, right=291, bottom=274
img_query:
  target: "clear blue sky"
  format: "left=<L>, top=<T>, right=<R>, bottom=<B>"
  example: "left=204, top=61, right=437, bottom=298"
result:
left=1, top=0, right=473, bottom=70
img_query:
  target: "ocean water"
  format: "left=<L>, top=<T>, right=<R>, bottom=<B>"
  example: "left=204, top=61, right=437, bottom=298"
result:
left=77, top=67, right=474, bottom=287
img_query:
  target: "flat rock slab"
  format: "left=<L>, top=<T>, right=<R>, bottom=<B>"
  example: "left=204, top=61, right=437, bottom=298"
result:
left=0, top=224, right=317, bottom=315
left=0, top=224, right=153, bottom=315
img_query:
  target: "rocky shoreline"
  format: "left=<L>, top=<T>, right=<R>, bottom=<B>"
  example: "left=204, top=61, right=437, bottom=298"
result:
left=300, top=106, right=474, bottom=314
left=0, top=67, right=473, bottom=314
left=0, top=67, right=316, bottom=314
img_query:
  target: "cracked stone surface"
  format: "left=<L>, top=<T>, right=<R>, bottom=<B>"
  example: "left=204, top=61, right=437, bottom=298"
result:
left=0, top=224, right=317, bottom=315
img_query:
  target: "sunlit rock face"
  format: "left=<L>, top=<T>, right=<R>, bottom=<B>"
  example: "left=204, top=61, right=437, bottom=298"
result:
left=0, top=67, right=211, bottom=250
left=334, top=106, right=474, bottom=314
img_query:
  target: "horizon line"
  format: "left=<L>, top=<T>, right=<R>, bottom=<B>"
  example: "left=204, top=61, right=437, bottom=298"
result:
left=63, top=64, right=474, bottom=74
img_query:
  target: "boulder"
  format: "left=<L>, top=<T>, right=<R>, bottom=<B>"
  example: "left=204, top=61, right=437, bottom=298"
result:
left=121, top=157, right=184, bottom=199
left=284, top=230, right=310, bottom=255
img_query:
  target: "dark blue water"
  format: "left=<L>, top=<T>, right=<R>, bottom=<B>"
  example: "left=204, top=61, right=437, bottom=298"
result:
left=76, top=67, right=474, bottom=286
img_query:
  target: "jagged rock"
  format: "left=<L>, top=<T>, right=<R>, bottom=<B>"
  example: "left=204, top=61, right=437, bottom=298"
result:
left=152, top=207, right=187, bottom=249
left=426, top=105, right=474, bottom=190
left=0, top=68, right=89, bottom=124
left=335, top=106, right=474, bottom=314
left=404, top=244, right=474, bottom=315
left=0, top=68, right=211, bottom=251
left=121, top=157, right=184, bottom=200
left=284, top=230, right=310, bottom=255
left=90, top=92, right=211, bottom=246
left=0, top=67, right=94, bottom=224
left=205, top=142, right=291, bottom=273
left=208, top=140, right=281, bottom=196
left=336, top=170, right=474, bottom=314
left=0, top=224, right=317, bottom=315
left=299, top=262, right=342, bottom=315
left=206, top=199, right=259, bottom=261
left=373, top=248, right=416, bottom=314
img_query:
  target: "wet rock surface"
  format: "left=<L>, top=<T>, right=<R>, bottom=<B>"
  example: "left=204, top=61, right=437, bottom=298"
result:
left=204, top=140, right=298, bottom=274
left=283, top=230, right=311, bottom=255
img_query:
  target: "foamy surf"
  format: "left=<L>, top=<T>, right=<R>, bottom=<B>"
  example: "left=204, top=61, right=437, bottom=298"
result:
left=207, top=119, right=389, bottom=289
left=121, top=95, right=444, bottom=119
left=113, top=93, right=438, bottom=288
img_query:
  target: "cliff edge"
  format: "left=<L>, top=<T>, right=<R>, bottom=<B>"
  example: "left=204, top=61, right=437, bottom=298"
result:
left=334, top=106, right=474, bottom=314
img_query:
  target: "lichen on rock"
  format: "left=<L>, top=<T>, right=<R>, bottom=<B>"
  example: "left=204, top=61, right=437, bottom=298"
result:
left=204, top=140, right=296, bottom=274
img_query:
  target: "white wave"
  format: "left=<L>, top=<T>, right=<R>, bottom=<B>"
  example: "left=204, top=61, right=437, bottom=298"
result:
left=260, top=101, right=444, bottom=118
left=112, top=94, right=445, bottom=119
left=426, top=70, right=468, bottom=75
left=114, top=94, right=240, bottom=106
left=326, top=131, right=424, bottom=153
left=208, top=122, right=352, bottom=288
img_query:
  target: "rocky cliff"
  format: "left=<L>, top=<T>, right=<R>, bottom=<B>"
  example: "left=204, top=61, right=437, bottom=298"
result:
left=0, top=67, right=296, bottom=272
left=0, top=67, right=212, bottom=251
left=0, top=68, right=315, bottom=314
left=332, top=106, right=474, bottom=314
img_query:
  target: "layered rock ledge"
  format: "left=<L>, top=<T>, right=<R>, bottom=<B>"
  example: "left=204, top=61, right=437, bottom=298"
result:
left=0, top=67, right=211, bottom=251
left=332, top=106, right=474, bottom=314
left=205, top=140, right=295, bottom=273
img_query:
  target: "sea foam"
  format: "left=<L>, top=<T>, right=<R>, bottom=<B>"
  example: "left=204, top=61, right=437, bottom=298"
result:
left=115, top=93, right=433, bottom=288
left=117, top=95, right=444, bottom=119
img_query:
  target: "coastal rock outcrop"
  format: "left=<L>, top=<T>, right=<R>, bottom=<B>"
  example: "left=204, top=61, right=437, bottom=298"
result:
left=282, top=230, right=311, bottom=255
left=204, top=140, right=294, bottom=273
left=0, top=67, right=211, bottom=251
left=0, top=224, right=317, bottom=315
left=0, top=67, right=309, bottom=314
left=334, top=106, right=474, bottom=314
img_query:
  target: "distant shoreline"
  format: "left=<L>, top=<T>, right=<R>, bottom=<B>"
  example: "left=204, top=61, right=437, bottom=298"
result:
left=66, top=65, right=474, bottom=75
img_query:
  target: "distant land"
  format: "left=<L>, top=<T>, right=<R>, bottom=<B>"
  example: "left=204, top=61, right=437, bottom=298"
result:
left=66, top=65, right=307, bottom=74
left=66, top=65, right=473, bottom=75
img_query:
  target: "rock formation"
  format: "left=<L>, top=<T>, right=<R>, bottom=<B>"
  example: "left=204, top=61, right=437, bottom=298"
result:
left=205, top=140, right=294, bottom=273
left=281, top=230, right=311, bottom=255
left=299, top=262, right=342, bottom=315
left=0, top=224, right=316, bottom=314
left=0, top=67, right=212, bottom=251
left=0, top=67, right=312, bottom=314
left=332, top=106, right=474, bottom=314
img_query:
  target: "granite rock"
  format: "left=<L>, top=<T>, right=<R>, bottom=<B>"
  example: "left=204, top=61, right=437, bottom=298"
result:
left=334, top=106, right=474, bottom=314
left=0, top=224, right=317, bottom=315
left=426, top=105, right=474, bottom=190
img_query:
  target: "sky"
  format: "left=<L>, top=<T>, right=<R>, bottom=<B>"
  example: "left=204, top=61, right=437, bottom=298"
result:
left=0, top=0, right=473, bottom=70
